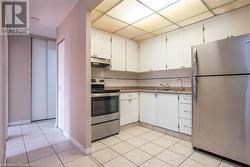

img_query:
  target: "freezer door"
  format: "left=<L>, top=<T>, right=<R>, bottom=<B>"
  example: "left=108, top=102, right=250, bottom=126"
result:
left=192, top=75, right=250, bottom=165
left=192, top=34, right=250, bottom=76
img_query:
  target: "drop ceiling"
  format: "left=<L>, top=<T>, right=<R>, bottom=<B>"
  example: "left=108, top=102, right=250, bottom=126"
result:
left=91, top=0, right=250, bottom=41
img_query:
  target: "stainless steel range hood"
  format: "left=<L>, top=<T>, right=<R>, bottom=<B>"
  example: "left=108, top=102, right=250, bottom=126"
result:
left=91, top=57, right=110, bottom=68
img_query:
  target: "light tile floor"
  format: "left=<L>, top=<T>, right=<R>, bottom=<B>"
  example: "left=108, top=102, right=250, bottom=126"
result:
left=5, top=120, right=240, bottom=167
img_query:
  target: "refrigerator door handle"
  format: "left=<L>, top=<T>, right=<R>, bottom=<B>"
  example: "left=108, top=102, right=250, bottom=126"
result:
left=192, top=47, right=198, bottom=76
left=192, top=47, right=198, bottom=102
left=192, top=77, right=198, bottom=102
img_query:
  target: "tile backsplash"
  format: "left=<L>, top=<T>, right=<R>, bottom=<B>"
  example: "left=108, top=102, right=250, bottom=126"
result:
left=91, top=67, right=191, bottom=88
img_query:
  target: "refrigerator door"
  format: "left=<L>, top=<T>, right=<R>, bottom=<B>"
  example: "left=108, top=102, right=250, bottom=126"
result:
left=192, top=34, right=250, bottom=76
left=192, top=75, right=250, bottom=165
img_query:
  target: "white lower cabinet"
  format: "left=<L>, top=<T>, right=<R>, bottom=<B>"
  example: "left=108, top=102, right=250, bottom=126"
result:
left=179, top=95, right=192, bottom=135
left=120, top=93, right=139, bottom=126
left=179, top=118, right=192, bottom=135
left=139, top=93, right=157, bottom=125
left=156, top=94, right=179, bottom=132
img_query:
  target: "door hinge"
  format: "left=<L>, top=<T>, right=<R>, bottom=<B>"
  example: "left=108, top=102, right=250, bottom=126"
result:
left=178, top=124, right=180, bottom=129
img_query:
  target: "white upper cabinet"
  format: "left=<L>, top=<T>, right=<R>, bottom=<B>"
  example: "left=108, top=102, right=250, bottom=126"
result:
left=126, top=39, right=139, bottom=72
left=166, top=30, right=183, bottom=70
left=182, top=26, right=203, bottom=68
left=91, top=29, right=111, bottom=59
left=204, top=19, right=232, bottom=43
left=140, top=39, right=153, bottom=72
left=140, top=93, right=156, bottom=125
left=156, top=94, right=179, bottom=132
left=151, top=35, right=167, bottom=71
left=111, top=35, right=126, bottom=71
left=139, top=36, right=167, bottom=72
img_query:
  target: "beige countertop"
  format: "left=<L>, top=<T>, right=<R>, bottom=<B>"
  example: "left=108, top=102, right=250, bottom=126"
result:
left=106, top=86, right=192, bottom=95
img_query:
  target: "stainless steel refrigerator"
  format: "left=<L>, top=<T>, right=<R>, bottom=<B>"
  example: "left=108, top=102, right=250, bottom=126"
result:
left=192, top=34, right=250, bottom=165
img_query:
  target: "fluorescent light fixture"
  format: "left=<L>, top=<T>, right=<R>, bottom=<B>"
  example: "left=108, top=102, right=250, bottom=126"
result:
left=107, top=0, right=154, bottom=24
left=138, top=0, right=179, bottom=11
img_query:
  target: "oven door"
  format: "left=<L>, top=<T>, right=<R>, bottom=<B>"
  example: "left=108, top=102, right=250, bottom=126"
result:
left=91, top=93, right=119, bottom=117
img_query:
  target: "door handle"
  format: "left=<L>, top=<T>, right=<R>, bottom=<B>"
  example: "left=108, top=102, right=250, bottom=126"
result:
left=192, top=48, right=198, bottom=102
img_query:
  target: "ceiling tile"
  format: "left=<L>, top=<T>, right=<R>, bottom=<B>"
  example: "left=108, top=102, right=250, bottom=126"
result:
left=212, top=0, right=250, bottom=15
left=178, top=11, right=213, bottom=27
left=107, top=0, right=154, bottom=24
left=133, top=13, right=172, bottom=32
left=92, top=15, right=128, bottom=32
left=204, top=0, right=234, bottom=9
left=152, top=24, right=179, bottom=35
left=116, top=26, right=145, bottom=38
left=159, top=0, right=208, bottom=22
left=91, top=10, right=103, bottom=22
left=95, top=0, right=122, bottom=13
left=133, top=33, right=154, bottom=41
left=138, top=0, right=179, bottom=11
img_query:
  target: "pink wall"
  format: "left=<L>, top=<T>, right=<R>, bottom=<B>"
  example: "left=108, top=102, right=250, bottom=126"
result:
left=8, top=36, right=31, bottom=123
left=0, top=35, right=8, bottom=164
left=57, top=0, right=102, bottom=151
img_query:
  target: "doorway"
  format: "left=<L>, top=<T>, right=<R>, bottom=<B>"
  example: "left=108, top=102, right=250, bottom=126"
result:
left=31, top=38, right=57, bottom=121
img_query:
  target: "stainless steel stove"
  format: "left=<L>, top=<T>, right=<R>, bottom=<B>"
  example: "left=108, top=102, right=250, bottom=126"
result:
left=91, top=78, right=120, bottom=141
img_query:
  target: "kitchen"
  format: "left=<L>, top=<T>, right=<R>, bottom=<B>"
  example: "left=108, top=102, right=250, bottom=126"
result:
left=2, top=0, right=250, bottom=166
left=90, top=0, right=250, bottom=166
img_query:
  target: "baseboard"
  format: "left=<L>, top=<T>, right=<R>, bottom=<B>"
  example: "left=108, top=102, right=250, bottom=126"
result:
left=8, top=120, right=31, bottom=126
left=63, top=131, right=92, bottom=155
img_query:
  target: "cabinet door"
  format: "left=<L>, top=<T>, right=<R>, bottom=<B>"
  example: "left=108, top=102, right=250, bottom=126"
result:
left=151, top=35, right=167, bottom=71
left=140, top=93, right=156, bottom=125
left=156, top=94, right=179, bottom=132
left=167, top=30, right=183, bottom=70
left=111, top=35, right=126, bottom=71
left=130, top=98, right=139, bottom=123
left=139, top=40, right=152, bottom=72
left=204, top=19, right=232, bottom=43
left=91, top=29, right=111, bottom=59
left=126, top=39, right=139, bottom=72
left=183, top=26, right=203, bottom=68
left=120, top=100, right=130, bottom=126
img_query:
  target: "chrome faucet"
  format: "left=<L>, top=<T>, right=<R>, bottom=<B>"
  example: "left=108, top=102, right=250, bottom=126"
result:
left=160, top=83, right=171, bottom=90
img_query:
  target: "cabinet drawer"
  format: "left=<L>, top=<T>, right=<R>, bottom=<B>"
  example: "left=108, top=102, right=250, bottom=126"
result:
left=179, top=95, right=192, bottom=104
left=120, top=93, right=139, bottom=100
left=179, top=104, right=192, bottom=119
left=179, top=118, right=192, bottom=135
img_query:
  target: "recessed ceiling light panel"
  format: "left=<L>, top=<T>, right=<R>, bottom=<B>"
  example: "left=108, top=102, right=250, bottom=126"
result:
left=107, top=0, right=154, bottom=24
left=138, top=0, right=179, bottom=11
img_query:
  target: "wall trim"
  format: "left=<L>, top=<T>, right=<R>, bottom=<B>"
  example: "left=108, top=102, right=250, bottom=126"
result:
left=8, top=120, right=31, bottom=126
left=63, top=131, right=92, bottom=155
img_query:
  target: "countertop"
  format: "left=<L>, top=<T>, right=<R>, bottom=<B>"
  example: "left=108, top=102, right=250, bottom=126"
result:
left=106, top=86, right=192, bottom=95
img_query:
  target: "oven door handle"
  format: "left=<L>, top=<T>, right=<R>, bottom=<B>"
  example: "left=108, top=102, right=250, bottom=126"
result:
left=91, top=93, right=120, bottom=97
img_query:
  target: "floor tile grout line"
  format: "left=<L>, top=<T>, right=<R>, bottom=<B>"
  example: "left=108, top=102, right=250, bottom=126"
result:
left=37, top=122, right=67, bottom=167
left=19, top=125, right=31, bottom=166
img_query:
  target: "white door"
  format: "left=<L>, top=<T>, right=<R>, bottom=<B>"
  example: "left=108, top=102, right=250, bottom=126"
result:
left=151, top=35, right=167, bottom=71
left=47, top=41, right=57, bottom=119
left=140, top=93, right=156, bottom=125
left=139, top=40, right=152, bottom=72
left=167, top=30, right=183, bottom=69
left=57, top=40, right=65, bottom=131
left=32, top=39, right=47, bottom=121
left=126, top=39, right=139, bottom=72
left=92, top=29, right=111, bottom=59
left=120, top=100, right=130, bottom=126
left=156, top=94, right=179, bottom=132
left=183, top=26, right=203, bottom=68
left=111, top=35, right=126, bottom=71
left=130, top=98, right=139, bottom=123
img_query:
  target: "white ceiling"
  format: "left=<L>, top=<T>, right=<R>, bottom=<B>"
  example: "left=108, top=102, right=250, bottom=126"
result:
left=91, top=0, right=250, bottom=41
left=30, top=0, right=79, bottom=38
